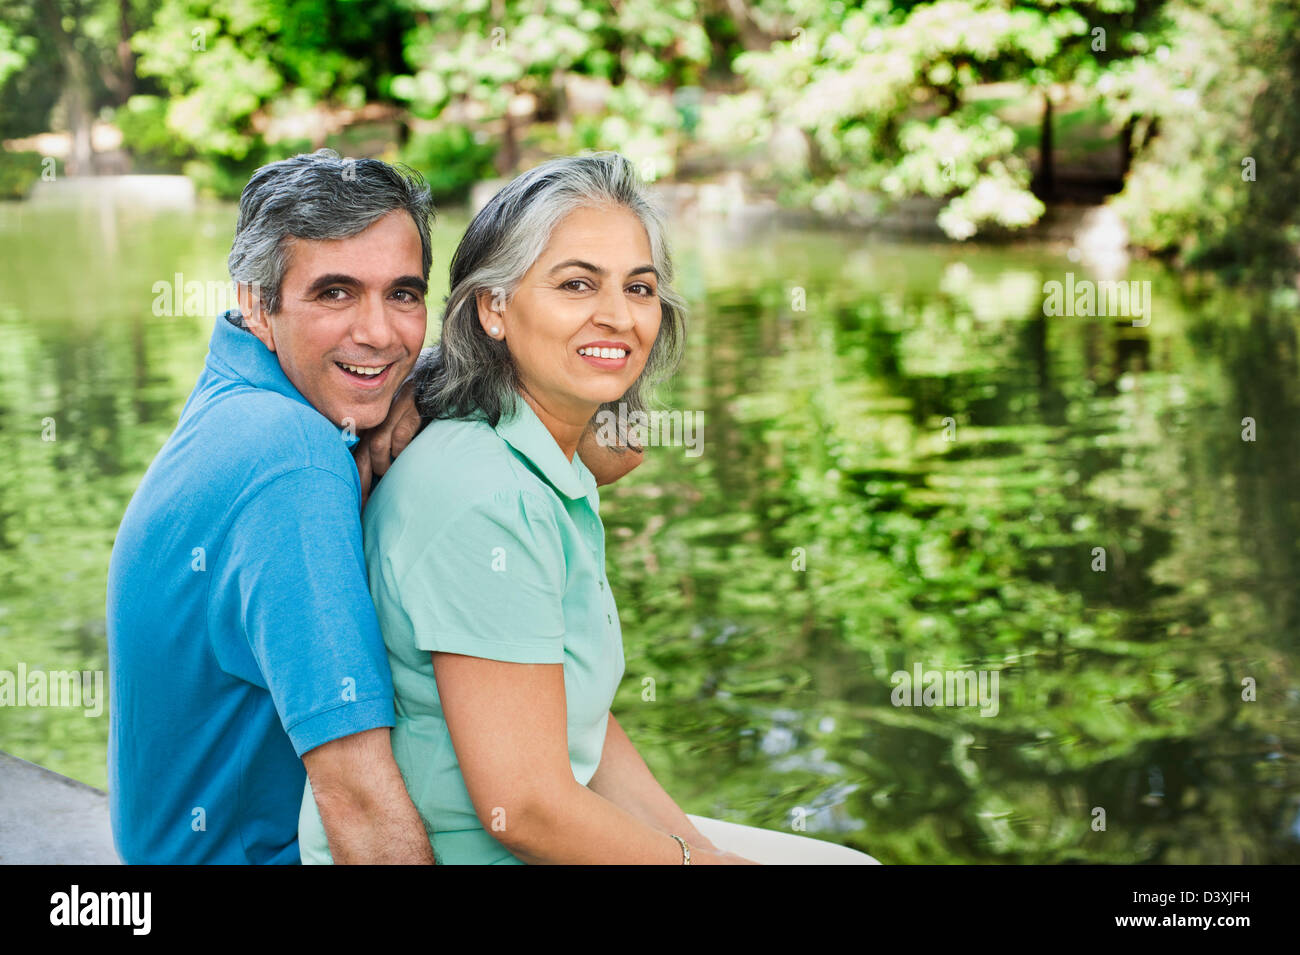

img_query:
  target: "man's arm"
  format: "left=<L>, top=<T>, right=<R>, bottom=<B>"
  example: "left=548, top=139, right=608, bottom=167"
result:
left=577, top=427, right=644, bottom=487
left=355, top=349, right=645, bottom=499
left=302, top=728, right=435, bottom=864
left=214, top=462, right=433, bottom=864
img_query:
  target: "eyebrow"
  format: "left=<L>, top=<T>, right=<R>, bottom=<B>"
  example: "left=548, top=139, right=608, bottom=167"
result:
left=390, top=274, right=430, bottom=294
left=546, top=259, right=658, bottom=280
left=304, top=273, right=429, bottom=297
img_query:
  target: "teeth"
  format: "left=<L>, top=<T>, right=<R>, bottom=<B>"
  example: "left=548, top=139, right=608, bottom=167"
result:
left=579, top=347, right=627, bottom=359
left=339, top=362, right=387, bottom=376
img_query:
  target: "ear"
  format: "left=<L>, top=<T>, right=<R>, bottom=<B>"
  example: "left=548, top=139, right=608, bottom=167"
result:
left=475, top=287, right=507, bottom=340
left=236, top=282, right=276, bottom=353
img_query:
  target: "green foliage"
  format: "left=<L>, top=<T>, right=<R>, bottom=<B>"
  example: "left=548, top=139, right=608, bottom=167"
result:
left=564, top=80, right=684, bottom=181
left=701, top=1, right=1162, bottom=239
left=0, top=2, right=70, bottom=139
left=131, top=1, right=287, bottom=160
left=888, top=113, right=1044, bottom=239
left=699, top=3, right=1053, bottom=235
left=392, top=0, right=708, bottom=116
left=1111, top=0, right=1300, bottom=280
left=0, top=19, right=37, bottom=88
left=0, top=149, right=51, bottom=198
left=113, top=94, right=192, bottom=172
left=4, top=0, right=1297, bottom=278
left=389, top=0, right=706, bottom=179
left=398, top=126, right=497, bottom=202
left=0, top=0, right=167, bottom=142
left=127, top=0, right=410, bottom=168
left=182, top=135, right=313, bottom=199
left=109, top=0, right=709, bottom=185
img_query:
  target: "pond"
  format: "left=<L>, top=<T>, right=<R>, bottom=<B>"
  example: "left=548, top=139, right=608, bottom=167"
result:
left=1, top=196, right=1298, bottom=863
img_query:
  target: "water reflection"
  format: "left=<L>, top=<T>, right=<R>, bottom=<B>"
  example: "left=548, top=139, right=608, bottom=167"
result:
left=602, top=235, right=1300, bottom=864
left=0, top=202, right=1297, bottom=863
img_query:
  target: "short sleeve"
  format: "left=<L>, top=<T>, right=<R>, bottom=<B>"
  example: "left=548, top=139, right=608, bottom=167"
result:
left=396, top=490, right=567, bottom=663
left=216, top=466, right=395, bottom=756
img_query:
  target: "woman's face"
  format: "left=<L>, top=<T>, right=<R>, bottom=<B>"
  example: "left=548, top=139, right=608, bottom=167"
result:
left=481, top=203, right=662, bottom=426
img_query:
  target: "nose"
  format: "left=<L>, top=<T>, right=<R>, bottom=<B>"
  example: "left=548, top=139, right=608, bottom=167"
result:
left=593, top=282, right=635, bottom=331
left=350, top=291, right=398, bottom=353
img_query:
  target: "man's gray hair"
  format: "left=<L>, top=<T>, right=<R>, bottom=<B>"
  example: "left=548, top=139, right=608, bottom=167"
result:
left=227, top=148, right=435, bottom=317
left=415, top=151, right=686, bottom=437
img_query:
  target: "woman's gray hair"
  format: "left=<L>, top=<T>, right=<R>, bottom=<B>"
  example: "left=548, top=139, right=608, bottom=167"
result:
left=415, top=151, right=686, bottom=437
left=228, top=148, right=434, bottom=317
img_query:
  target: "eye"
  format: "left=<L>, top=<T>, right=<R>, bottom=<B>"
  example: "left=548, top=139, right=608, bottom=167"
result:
left=561, top=278, right=594, bottom=292
left=391, top=289, right=420, bottom=303
left=628, top=282, right=656, bottom=297
left=320, top=287, right=348, bottom=301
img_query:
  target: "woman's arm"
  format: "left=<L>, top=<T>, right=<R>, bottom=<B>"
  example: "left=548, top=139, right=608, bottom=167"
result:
left=586, top=711, right=720, bottom=851
left=433, top=652, right=743, bottom=864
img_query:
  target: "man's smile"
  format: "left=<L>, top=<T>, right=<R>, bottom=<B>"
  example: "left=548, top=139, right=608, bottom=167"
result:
left=334, top=360, right=397, bottom=387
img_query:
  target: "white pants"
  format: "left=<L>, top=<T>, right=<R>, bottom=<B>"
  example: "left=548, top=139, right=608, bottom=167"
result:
left=687, top=814, right=880, bottom=865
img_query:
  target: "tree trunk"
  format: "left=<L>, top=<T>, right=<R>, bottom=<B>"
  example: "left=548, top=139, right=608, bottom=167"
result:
left=1119, top=114, right=1136, bottom=181
left=114, top=0, right=134, bottom=103
left=495, top=85, right=519, bottom=176
left=719, top=0, right=779, bottom=51
left=39, top=0, right=95, bottom=175
left=1037, top=89, right=1055, bottom=200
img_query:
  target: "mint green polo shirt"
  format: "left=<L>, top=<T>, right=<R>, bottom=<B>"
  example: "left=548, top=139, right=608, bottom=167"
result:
left=298, top=396, right=626, bottom=864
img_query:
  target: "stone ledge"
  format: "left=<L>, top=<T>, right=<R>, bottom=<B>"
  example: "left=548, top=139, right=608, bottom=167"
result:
left=0, top=751, right=120, bottom=864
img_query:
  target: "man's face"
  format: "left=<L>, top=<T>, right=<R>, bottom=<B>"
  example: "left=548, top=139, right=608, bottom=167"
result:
left=242, top=210, right=427, bottom=431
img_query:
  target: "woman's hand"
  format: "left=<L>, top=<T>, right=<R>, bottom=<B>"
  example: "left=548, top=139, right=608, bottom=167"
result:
left=586, top=713, right=761, bottom=863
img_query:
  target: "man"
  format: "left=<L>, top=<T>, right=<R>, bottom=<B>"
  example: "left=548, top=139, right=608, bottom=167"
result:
left=106, top=149, right=642, bottom=864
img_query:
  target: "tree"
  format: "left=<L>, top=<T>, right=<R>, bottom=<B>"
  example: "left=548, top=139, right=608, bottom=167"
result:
left=0, top=0, right=158, bottom=170
left=391, top=0, right=710, bottom=176
left=700, top=0, right=1167, bottom=239
left=1112, top=0, right=1300, bottom=280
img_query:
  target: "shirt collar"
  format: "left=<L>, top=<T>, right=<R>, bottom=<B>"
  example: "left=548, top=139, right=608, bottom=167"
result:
left=494, top=396, right=594, bottom=501
left=206, top=310, right=360, bottom=449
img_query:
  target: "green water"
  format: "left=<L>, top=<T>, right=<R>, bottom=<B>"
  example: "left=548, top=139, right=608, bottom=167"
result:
left=1, top=198, right=1298, bottom=863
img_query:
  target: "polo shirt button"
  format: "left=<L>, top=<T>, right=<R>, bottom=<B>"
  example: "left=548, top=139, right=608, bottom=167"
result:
left=607, top=613, right=612, bottom=624
left=598, top=580, right=604, bottom=590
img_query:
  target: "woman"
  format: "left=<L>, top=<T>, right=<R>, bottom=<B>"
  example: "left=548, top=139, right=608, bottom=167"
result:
left=298, top=151, right=752, bottom=864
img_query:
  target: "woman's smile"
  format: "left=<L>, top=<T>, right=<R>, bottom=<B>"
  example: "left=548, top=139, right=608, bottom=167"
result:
left=576, top=340, right=632, bottom=370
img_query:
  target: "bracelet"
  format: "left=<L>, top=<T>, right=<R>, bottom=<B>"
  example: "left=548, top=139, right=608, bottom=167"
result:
left=669, top=833, right=692, bottom=865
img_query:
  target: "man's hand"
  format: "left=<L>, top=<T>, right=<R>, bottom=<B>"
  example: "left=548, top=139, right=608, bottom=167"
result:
left=353, top=378, right=421, bottom=507
left=302, top=727, right=435, bottom=864
left=578, top=428, right=645, bottom=487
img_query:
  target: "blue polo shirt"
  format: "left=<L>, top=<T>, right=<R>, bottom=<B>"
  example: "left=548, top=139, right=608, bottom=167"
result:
left=105, top=310, right=395, bottom=864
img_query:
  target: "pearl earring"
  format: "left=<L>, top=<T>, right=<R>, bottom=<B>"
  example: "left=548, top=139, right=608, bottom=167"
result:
left=489, top=326, right=500, bottom=337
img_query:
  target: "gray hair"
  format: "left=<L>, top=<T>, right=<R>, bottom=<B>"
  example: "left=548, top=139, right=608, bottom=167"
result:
left=414, top=151, right=686, bottom=437
left=227, top=148, right=435, bottom=318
